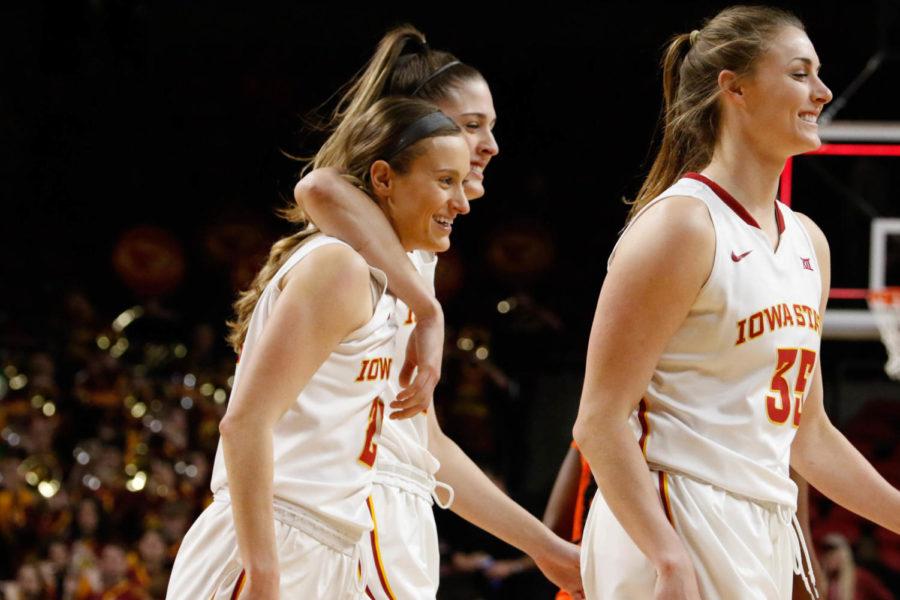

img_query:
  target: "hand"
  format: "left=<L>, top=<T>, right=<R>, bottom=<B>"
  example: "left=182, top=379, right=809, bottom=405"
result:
left=391, top=303, right=444, bottom=420
left=653, top=558, right=702, bottom=600
left=533, top=537, right=584, bottom=600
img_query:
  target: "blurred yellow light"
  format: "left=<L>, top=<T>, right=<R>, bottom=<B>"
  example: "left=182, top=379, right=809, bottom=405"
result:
left=9, top=375, right=27, bottom=390
left=131, top=402, right=147, bottom=418
left=174, top=344, right=187, bottom=358
left=42, top=402, right=56, bottom=417
left=475, top=347, right=490, bottom=360
left=200, top=383, right=214, bottom=397
left=127, top=471, right=147, bottom=492
left=123, top=395, right=136, bottom=408
left=37, top=480, right=60, bottom=498
left=3, top=365, right=17, bottom=378
left=136, top=443, right=148, bottom=455
left=125, top=463, right=138, bottom=476
left=112, top=306, right=144, bottom=332
left=226, top=376, right=234, bottom=388
left=97, top=335, right=111, bottom=350
left=213, top=389, right=227, bottom=403
left=31, top=394, right=45, bottom=408
left=25, top=472, right=39, bottom=486
left=457, top=338, right=474, bottom=351
left=497, top=300, right=511, bottom=314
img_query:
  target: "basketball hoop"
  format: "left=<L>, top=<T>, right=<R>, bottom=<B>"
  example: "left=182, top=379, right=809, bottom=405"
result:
left=867, top=288, right=900, bottom=380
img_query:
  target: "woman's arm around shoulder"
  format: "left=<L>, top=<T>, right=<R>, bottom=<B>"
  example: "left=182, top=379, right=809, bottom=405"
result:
left=295, top=169, right=442, bottom=418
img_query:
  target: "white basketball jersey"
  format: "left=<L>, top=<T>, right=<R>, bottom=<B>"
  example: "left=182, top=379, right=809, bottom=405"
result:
left=210, top=235, right=398, bottom=538
left=376, top=250, right=442, bottom=475
left=613, top=173, right=823, bottom=509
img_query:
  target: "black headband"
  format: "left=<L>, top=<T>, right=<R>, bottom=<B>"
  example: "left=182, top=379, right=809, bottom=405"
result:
left=412, top=60, right=462, bottom=96
left=385, top=111, right=458, bottom=160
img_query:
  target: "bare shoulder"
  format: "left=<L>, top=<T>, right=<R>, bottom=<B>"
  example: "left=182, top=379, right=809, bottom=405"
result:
left=280, top=243, right=374, bottom=331
left=282, top=242, right=370, bottom=292
left=614, top=195, right=715, bottom=271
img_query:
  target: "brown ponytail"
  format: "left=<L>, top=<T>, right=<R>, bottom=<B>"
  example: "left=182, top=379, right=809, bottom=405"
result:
left=305, top=24, right=482, bottom=178
left=630, top=5, right=804, bottom=221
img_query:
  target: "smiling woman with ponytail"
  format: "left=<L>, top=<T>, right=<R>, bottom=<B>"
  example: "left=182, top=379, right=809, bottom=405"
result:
left=574, top=5, right=900, bottom=600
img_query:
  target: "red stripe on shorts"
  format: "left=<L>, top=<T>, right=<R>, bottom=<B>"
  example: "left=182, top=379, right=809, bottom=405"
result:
left=658, top=471, right=674, bottom=524
left=229, top=570, right=246, bottom=600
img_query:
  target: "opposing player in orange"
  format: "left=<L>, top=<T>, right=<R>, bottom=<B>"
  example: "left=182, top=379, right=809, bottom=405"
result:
left=573, top=6, right=900, bottom=599
left=295, top=25, right=583, bottom=600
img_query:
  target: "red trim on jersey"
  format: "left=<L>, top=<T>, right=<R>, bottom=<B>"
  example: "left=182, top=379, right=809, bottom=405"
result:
left=658, top=472, right=674, bottom=524
left=365, top=587, right=377, bottom=600
left=637, top=399, right=650, bottom=457
left=366, top=496, right=397, bottom=600
left=684, top=172, right=785, bottom=235
left=229, top=570, right=246, bottom=600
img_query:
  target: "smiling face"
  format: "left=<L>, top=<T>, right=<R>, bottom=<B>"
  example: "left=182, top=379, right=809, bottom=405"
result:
left=732, top=26, right=832, bottom=158
left=433, top=77, right=499, bottom=200
left=373, top=134, right=471, bottom=253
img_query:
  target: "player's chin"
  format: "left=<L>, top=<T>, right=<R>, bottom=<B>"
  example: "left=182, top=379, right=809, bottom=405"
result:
left=427, top=235, right=451, bottom=254
left=463, top=180, right=485, bottom=200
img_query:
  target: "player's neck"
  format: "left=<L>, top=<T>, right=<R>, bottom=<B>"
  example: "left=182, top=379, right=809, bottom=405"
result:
left=702, top=139, right=784, bottom=216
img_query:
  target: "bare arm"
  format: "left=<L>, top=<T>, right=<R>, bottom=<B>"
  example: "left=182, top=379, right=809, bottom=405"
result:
left=427, top=409, right=584, bottom=599
left=791, top=214, right=900, bottom=534
left=573, top=197, right=714, bottom=599
left=542, top=445, right=582, bottom=540
left=295, top=169, right=442, bottom=417
left=218, top=245, right=374, bottom=596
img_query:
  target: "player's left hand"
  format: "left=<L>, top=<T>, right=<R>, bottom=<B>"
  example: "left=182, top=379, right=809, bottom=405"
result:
left=390, top=305, right=444, bottom=419
left=534, top=537, right=584, bottom=600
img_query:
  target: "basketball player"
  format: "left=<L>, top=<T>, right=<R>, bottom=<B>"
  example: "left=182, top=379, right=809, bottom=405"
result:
left=166, top=98, right=470, bottom=599
left=294, top=26, right=584, bottom=599
left=573, top=6, right=900, bottom=599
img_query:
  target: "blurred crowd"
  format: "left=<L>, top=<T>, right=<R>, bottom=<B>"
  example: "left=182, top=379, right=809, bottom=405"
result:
left=1, top=289, right=898, bottom=599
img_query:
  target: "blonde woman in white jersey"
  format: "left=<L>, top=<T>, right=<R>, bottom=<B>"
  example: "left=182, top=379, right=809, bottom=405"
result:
left=294, top=26, right=583, bottom=600
left=166, top=98, right=470, bottom=599
left=573, top=6, right=900, bottom=600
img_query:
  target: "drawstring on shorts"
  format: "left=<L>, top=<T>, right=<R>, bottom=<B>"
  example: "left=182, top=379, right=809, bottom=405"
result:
left=777, top=506, right=818, bottom=598
left=374, top=458, right=455, bottom=509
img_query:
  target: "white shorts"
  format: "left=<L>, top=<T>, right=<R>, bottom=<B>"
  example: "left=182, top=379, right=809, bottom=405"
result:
left=167, top=495, right=367, bottom=600
left=581, top=470, right=816, bottom=600
left=362, top=459, right=450, bottom=600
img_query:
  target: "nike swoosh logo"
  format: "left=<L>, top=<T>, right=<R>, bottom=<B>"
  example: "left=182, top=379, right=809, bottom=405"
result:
left=731, top=250, right=753, bottom=262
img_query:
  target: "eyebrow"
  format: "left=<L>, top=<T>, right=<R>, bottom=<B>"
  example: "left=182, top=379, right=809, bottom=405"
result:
left=458, top=112, right=498, bottom=126
left=432, top=167, right=464, bottom=176
left=791, top=57, right=821, bottom=70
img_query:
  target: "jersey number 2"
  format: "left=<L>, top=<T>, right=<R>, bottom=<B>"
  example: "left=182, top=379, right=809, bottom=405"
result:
left=358, top=396, right=384, bottom=468
left=766, top=348, right=817, bottom=427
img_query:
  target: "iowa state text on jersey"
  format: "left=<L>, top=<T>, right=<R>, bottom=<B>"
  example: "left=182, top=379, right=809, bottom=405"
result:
left=735, top=303, right=821, bottom=345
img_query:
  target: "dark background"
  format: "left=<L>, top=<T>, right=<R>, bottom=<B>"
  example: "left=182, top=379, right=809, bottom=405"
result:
left=3, top=1, right=900, bottom=597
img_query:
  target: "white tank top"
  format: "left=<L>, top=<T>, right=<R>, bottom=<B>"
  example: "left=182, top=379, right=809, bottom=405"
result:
left=375, top=250, right=442, bottom=475
left=210, top=235, right=398, bottom=538
left=613, top=173, right=822, bottom=509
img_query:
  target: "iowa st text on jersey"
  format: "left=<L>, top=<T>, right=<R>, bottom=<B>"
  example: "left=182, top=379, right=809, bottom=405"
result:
left=735, top=303, right=821, bottom=345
